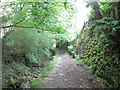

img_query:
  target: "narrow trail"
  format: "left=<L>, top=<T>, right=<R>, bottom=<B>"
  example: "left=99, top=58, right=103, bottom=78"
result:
left=41, top=51, right=105, bottom=88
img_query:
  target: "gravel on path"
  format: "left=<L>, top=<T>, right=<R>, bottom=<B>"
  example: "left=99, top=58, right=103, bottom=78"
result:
left=41, top=51, right=105, bottom=88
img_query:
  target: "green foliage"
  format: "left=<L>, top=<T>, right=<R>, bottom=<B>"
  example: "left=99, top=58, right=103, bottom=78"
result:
left=52, top=33, right=71, bottom=50
left=3, top=29, right=53, bottom=66
left=88, top=9, right=95, bottom=19
left=53, top=33, right=72, bottom=42
left=2, top=60, right=31, bottom=88
left=1, top=1, right=76, bottom=88
left=31, top=78, right=43, bottom=88
left=87, top=1, right=113, bottom=20
left=76, top=35, right=119, bottom=87
left=1, top=1, right=77, bottom=89
left=2, top=29, right=54, bottom=88
left=10, top=77, right=17, bottom=85
left=68, top=45, right=74, bottom=52
left=76, top=59, right=83, bottom=63
left=30, top=52, right=59, bottom=88
left=74, top=16, right=119, bottom=87
left=1, top=2, right=76, bottom=33
left=88, top=17, right=119, bottom=34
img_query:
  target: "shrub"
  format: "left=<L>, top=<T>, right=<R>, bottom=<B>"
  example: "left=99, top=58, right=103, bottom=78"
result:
left=2, top=28, right=54, bottom=88
left=2, top=29, right=53, bottom=66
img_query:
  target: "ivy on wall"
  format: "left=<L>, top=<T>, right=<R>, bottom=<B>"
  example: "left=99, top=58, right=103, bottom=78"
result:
left=73, top=17, right=120, bottom=87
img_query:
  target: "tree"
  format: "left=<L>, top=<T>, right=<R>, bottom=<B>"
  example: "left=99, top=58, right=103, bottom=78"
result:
left=112, top=1, right=120, bottom=20
left=87, top=2, right=102, bottom=20
left=1, top=2, right=76, bottom=34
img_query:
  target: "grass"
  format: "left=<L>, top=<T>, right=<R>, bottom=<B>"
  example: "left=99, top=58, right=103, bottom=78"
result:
left=76, top=59, right=83, bottom=63
left=31, top=78, right=43, bottom=88
left=40, top=53, right=59, bottom=77
left=30, top=52, right=59, bottom=88
left=75, top=58, right=85, bottom=64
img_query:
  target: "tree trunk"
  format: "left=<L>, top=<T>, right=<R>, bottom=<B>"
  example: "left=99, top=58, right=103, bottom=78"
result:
left=112, top=2, right=120, bottom=20
left=91, top=2, right=102, bottom=20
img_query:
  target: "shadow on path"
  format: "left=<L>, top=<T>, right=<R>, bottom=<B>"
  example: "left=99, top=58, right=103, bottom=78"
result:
left=41, top=51, right=105, bottom=88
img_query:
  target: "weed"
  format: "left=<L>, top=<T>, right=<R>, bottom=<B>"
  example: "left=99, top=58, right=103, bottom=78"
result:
left=30, top=52, right=59, bottom=88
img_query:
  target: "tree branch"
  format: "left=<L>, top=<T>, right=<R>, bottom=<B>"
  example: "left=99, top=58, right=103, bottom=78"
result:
left=14, top=26, right=42, bottom=29
left=1, top=14, right=42, bottom=29
left=1, top=25, right=43, bottom=30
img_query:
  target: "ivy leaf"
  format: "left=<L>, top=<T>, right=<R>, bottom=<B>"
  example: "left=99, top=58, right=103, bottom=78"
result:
left=88, top=23, right=96, bottom=28
left=94, top=45, right=101, bottom=51
left=111, top=21, right=119, bottom=26
left=96, top=20, right=108, bottom=24
left=94, top=25, right=109, bottom=30
left=105, top=44, right=109, bottom=47
left=116, top=26, right=120, bottom=29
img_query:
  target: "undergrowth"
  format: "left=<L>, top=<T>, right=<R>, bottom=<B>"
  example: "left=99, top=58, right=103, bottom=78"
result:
left=2, top=29, right=54, bottom=88
left=30, top=52, right=59, bottom=88
left=72, top=17, right=120, bottom=88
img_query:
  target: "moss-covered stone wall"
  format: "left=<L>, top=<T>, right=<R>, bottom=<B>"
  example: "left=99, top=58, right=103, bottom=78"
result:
left=74, top=21, right=120, bottom=88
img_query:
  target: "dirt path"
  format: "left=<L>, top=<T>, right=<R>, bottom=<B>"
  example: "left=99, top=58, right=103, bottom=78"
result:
left=41, top=51, right=105, bottom=88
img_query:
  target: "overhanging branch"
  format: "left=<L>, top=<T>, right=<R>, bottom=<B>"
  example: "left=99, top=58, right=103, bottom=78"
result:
left=1, top=25, right=43, bottom=30
left=1, top=14, right=42, bottom=29
left=14, top=26, right=42, bottom=29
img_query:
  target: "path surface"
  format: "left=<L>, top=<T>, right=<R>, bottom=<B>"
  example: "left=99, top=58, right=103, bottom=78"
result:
left=41, top=51, right=105, bottom=88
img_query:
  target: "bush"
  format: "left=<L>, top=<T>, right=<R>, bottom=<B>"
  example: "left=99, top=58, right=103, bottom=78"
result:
left=2, top=28, right=54, bottom=88
left=53, top=34, right=71, bottom=50
left=73, top=19, right=120, bottom=87
left=2, top=29, right=53, bottom=66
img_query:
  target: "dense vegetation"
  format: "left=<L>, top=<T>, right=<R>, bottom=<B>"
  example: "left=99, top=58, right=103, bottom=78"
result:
left=71, top=2, right=120, bottom=88
left=1, top=1, right=75, bottom=88
left=1, top=1, right=120, bottom=89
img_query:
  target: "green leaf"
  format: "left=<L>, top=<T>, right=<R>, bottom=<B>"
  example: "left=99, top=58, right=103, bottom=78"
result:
left=105, top=44, right=109, bottom=47
left=111, top=21, right=119, bottom=26
left=116, top=26, right=120, bottom=29
left=94, top=25, right=109, bottom=30
left=88, top=23, right=96, bottom=27
left=96, top=20, right=108, bottom=24
left=94, top=45, right=101, bottom=51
